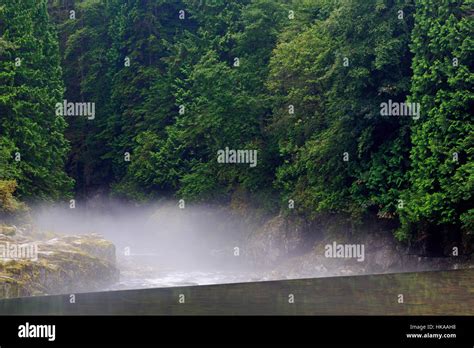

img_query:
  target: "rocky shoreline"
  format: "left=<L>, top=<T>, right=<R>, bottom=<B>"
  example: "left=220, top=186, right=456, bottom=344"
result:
left=0, top=225, right=119, bottom=299
left=244, top=214, right=474, bottom=279
left=1, top=206, right=472, bottom=299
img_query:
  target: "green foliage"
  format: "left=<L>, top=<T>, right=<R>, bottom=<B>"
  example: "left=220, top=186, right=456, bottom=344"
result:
left=1, top=0, right=470, bottom=251
left=0, top=180, right=27, bottom=215
left=397, top=0, right=473, bottom=242
left=110, top=0, right=286, bottom=202
left=0, top=0, right=73, bottom=201
left=269, top=0, right=415, bottom=222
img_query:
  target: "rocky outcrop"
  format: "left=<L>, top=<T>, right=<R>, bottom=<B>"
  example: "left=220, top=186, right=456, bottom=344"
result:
left=0, top=224, right=17, bottom=236
left=245, top=215, right=307, bottom=267
left=0, top=230, right=119, bottom=299
left=245, top=215, right=473, bottom=279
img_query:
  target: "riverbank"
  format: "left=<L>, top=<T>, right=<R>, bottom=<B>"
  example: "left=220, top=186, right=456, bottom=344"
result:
left=243, top=213, right=474, bottom=279
left=0, top=224, right=119, bottom=299
left=3, top=201, right=471, bottom=296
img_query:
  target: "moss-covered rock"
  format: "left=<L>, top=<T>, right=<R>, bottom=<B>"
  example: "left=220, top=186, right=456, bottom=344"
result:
left=0, top=232, right=119, bottom=299
left=0, top=224, right=16, bottom=236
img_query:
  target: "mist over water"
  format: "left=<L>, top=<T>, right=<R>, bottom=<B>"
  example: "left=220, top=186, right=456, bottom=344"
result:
left=31, top=199, right=268, bottom=290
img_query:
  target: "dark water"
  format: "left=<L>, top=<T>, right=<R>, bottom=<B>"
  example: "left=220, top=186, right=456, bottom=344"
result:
left=0, top=269, right=472, bottom=315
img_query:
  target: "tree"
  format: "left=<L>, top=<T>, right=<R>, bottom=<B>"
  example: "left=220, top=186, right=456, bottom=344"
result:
left=0, top=0, right=73, bottom=201
left=269, top=0, right=415, bottom=225
left=398, top=0, right=473, bottom=252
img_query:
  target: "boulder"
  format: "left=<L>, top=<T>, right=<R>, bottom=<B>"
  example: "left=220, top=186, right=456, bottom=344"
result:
left=245, top=215, right=306, bottom=267
left=0, top=233, right=119, bottom=299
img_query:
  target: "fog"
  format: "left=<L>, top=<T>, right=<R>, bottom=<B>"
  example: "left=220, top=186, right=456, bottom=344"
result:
left=30, top=199, right=265, bottom=289
left=19, top=198, right=458, bottom=291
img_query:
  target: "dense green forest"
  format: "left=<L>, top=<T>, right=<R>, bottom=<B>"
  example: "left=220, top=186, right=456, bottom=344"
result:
left=0, top=0, right=472, bottom=253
